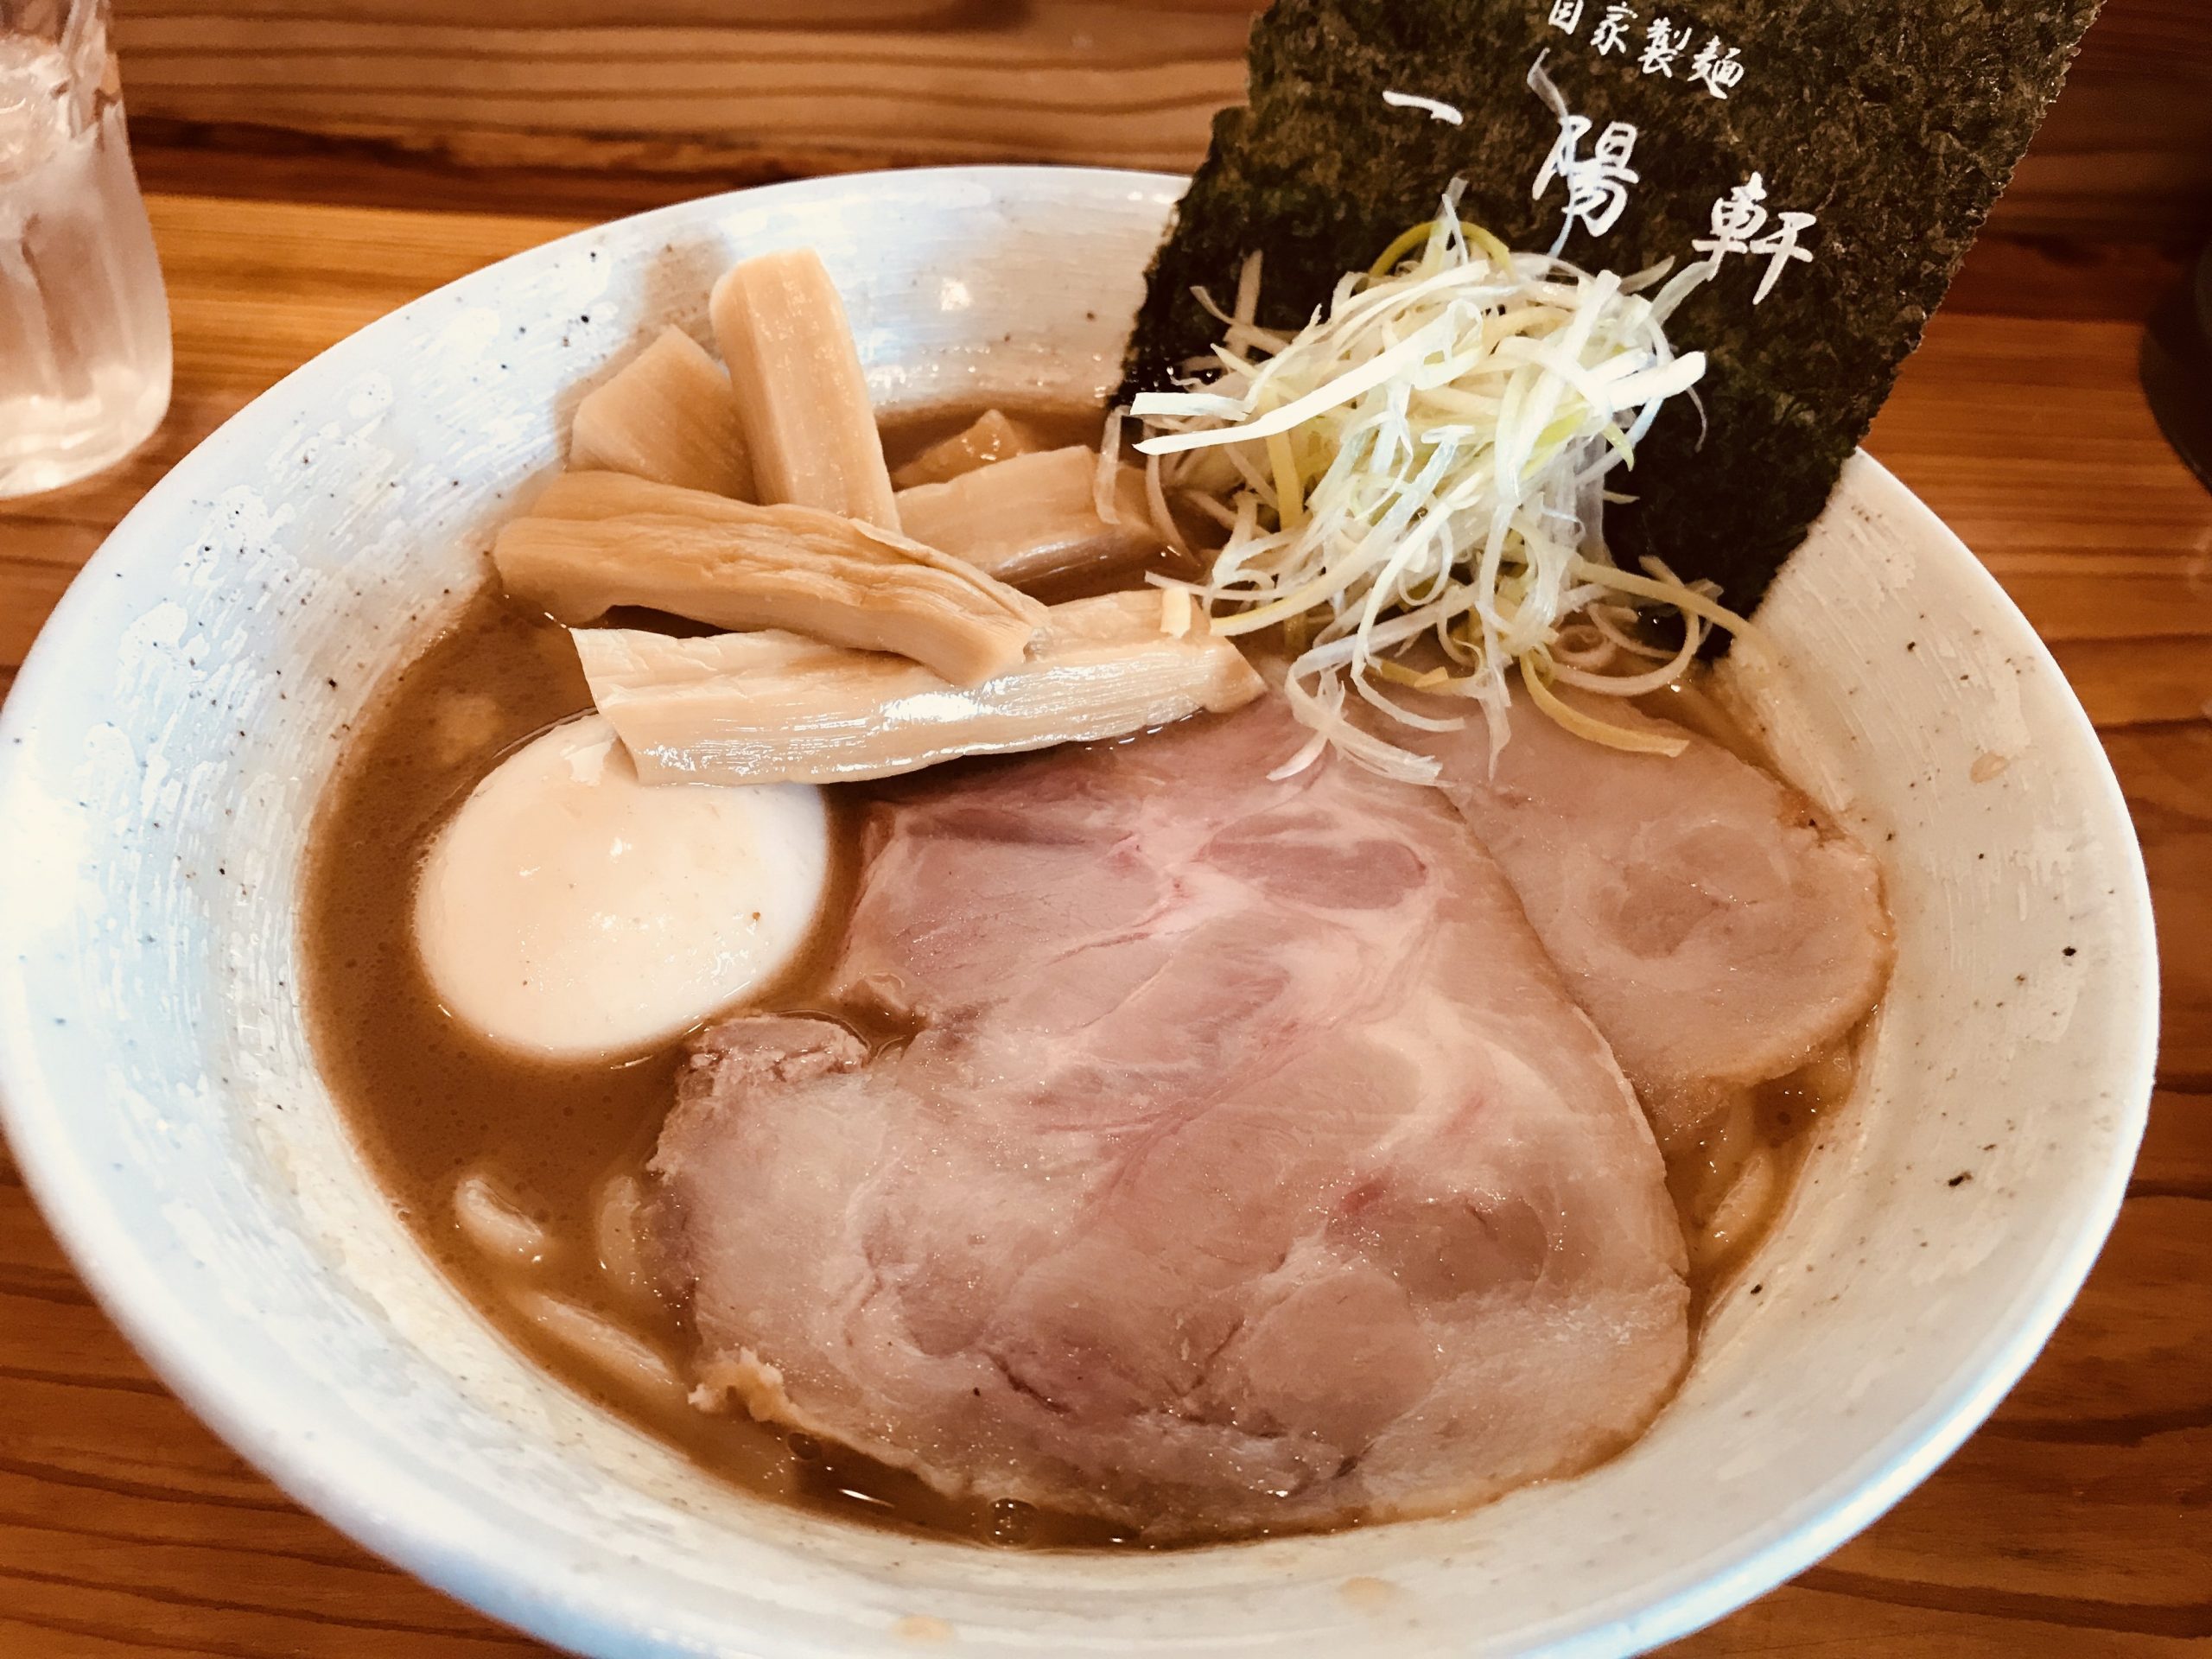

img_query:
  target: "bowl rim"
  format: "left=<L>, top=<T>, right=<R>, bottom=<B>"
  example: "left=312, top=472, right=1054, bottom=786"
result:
left=0, top=163, right=2160, bottom=1658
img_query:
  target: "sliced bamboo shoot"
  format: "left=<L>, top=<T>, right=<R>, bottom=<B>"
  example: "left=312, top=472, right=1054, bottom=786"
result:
left=529, top=469, right=775, bottom=524
left=569, top=327, right=755, bottom=499
left=710, top=249, right=899, bottom=530
left=521, top=469, right=1051, bottom=607
left=493, top=506, right=1043, bottom=686
left=894, top=446, right=1160, bottom=588
left=576, top=590, right=1264, bottom=785
left=889, top=408, right=1044, bottom=489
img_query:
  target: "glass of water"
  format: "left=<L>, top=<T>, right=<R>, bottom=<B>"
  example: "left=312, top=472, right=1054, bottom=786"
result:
left=0, top=0, right=168, bottom=499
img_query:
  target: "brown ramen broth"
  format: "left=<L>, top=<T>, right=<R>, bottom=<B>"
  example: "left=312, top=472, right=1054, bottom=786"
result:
left=302, top=405, right=1864, bottom=1549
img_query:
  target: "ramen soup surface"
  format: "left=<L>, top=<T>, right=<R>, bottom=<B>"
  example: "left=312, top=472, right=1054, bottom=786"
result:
left=303, top=404, right=1870, bottom=1548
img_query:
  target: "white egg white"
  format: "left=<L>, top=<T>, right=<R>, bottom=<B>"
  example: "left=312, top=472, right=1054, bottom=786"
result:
left=414, top=714, right=828, bottom=1061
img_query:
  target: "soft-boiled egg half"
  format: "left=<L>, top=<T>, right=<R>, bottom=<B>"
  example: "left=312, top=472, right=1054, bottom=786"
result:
left=414, top=714, right=829, bottom=1061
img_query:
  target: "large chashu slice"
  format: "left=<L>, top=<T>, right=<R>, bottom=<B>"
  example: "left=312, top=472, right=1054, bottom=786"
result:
left=649, top=697, right=1688, bottom=1538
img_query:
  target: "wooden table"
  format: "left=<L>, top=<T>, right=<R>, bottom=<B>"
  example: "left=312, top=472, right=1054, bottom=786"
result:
left=1, top=193, right=2207, bottom=1656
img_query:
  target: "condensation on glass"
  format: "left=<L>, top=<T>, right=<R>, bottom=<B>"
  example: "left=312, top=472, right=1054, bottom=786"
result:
left=0, top=0, right=168, bottom=498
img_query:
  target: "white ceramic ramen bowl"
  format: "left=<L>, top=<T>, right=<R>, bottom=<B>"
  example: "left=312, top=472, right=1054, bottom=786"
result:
left=0, top=168, right=2157, bottom=1657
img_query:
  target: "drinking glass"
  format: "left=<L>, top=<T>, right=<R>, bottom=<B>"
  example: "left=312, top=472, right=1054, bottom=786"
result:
left=0, top=0, right=169, bottom=498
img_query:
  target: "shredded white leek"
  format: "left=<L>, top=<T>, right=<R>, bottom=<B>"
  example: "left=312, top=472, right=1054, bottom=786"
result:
left=1132, top=200, right=1761, bottom=779
left=1159, top=584, right=1193, bottom=638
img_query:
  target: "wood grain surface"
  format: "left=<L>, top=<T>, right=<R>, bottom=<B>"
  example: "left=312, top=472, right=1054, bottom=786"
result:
left=106, top=0, right=2212, bottom=239
left=1, top=192, right=2208, bottom=1655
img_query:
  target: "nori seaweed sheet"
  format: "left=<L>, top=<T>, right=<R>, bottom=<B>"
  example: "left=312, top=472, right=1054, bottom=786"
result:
left=1124, top=0, right=2102, bottom=620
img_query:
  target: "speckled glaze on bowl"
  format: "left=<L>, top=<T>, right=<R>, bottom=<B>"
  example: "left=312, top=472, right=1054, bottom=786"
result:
left=0, top=168, right=2157, bottom=1657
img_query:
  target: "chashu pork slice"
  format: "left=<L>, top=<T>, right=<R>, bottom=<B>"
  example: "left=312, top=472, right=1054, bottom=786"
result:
left=1417, top=684, right=1892, bottom=1147
left=650, top=697, right=1688, bottom=1539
